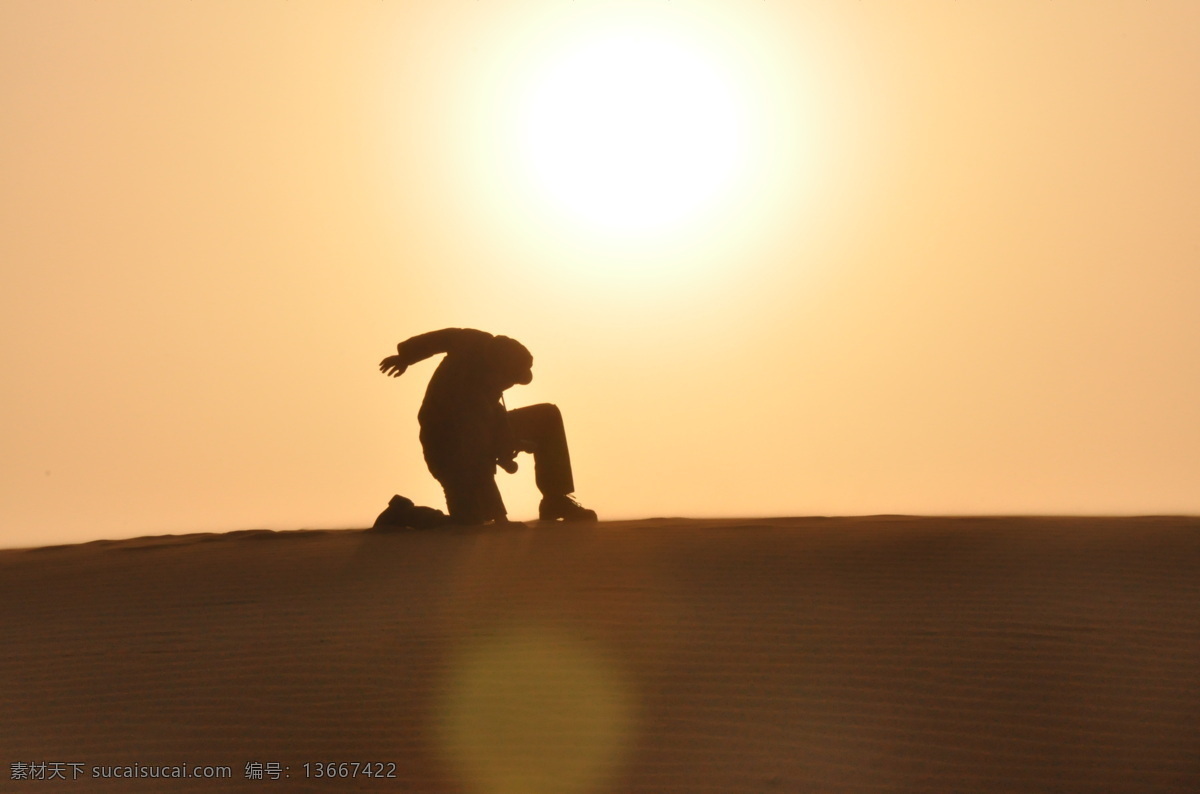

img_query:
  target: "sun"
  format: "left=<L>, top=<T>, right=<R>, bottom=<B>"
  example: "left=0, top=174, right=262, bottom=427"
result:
left=519, top=29, right=746, bottom=234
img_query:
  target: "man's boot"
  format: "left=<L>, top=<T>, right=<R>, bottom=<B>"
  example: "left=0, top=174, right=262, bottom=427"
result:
left=539, top=493, right=598, bottom=522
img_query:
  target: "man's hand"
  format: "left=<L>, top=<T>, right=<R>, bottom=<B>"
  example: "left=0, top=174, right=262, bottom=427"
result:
left=497, top=454, right=519, bottom=474
left=379, top=355, right=408, bottom=377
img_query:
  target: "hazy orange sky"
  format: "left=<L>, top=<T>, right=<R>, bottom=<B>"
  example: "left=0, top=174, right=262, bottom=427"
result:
left=3, top=1, right=1198, bottom=548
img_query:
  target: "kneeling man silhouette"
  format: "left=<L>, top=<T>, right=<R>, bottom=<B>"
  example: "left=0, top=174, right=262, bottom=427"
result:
left=377, top=328, right=597, bottom=527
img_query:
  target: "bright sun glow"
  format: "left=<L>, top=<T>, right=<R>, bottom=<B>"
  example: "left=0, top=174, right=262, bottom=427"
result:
left=521, top=30, right=746, bottom=234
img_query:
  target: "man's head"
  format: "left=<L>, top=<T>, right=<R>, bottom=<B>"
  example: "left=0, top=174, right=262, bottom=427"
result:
left=488, top=335, right=533, bottom=388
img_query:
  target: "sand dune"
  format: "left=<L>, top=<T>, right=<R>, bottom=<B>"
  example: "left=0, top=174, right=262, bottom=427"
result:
left=3, top=516, right=1199, bottom=792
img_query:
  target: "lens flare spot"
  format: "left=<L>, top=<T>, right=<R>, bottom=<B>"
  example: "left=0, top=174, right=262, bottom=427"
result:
left=436, top=624, right=638, bottom=794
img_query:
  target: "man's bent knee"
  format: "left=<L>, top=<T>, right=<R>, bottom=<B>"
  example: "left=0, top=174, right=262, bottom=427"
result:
left=513, top=402, right=563, bottom=427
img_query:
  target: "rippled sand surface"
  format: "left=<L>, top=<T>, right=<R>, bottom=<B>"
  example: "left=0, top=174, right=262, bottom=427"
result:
left=3, top=516, right=1199, bottom=791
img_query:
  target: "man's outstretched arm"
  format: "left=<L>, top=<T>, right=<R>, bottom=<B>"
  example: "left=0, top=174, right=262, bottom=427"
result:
left=379, top=328, right=490, bottom=377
